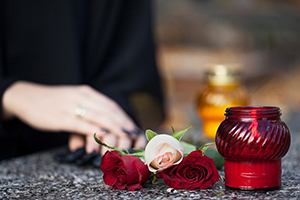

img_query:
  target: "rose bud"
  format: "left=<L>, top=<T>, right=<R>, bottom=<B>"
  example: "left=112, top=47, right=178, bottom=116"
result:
left=145, top=134, right=184, bottom=173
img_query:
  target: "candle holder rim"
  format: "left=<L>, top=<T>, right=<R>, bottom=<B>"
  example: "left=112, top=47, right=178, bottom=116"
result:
left=225, top=106, right=281, bottom=112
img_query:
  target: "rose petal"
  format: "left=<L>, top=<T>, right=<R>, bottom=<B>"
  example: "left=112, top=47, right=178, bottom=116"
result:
left=126, top=183, right=143, bottom=191
left=198, top=156, right=219, bottom=189
left=101, top=151, right=122, bottom=171
left=161, top=150, right=219, bottom=190
left=101, top=151, right=124, bottom=187
left=122, top=155, right=150, bottom=185
left=157, top=144, right=183, bottom=164
left=150, top=144, right=182, bottom=170
left=115, top=168, right=127, bottom=189
left=145, top=134, right=184, bottom=173
left=100, top=151, right=150, bottom=191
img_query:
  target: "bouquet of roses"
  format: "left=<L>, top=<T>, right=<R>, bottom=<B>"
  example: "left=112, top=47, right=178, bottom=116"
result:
left=94, top=126, right=220, bottom=191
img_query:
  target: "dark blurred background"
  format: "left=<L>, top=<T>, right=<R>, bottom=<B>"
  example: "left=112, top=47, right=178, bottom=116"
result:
left=151, top=0, right=300, bottom=134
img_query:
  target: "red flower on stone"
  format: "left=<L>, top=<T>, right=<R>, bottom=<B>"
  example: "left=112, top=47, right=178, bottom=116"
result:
left=160, top=150, right=219, bottom=190
left=100, top=151, right=150, bottom=191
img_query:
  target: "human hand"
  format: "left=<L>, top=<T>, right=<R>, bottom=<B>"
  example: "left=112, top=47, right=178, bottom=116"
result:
left=68, top=128, right=147, bottom=155
left=2, top=81, right=146, bottom=154
left=55, top=132, right=147, bottom=167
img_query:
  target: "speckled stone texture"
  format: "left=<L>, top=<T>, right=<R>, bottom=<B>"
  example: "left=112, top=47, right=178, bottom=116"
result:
left=1, top=115, right=300, bottom=199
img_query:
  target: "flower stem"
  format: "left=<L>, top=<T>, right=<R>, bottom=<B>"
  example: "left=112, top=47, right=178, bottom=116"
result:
left=198, top=142, right=215, bottom=156
left=152, top=174, right=157, bottom=185
left=94, top=133, right=126, bottom=156
left=219, top=175, right=225, bottom=183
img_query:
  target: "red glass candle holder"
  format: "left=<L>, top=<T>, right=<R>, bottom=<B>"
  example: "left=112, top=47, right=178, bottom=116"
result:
left=215, top=106, right=291, bottom=190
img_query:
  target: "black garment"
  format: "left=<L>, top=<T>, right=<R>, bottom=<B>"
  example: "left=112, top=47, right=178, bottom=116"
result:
left=0, top=0, right=164, bottom=160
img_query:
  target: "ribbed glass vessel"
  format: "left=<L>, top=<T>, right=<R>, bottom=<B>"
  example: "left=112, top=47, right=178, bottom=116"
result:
left=215, top=106, right=291, bottom=190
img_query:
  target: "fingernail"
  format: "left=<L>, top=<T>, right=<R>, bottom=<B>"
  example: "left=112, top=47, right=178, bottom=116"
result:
left=122, top=129, right=142, bottom=136
left=131, top=129, right=142, bottom=135
left=100, top=128, right=110, bottom=133
left=122, top=129, right=131, bottom=135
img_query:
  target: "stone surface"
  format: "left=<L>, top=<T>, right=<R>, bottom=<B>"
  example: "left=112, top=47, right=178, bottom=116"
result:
left=1, top=116, right=300, bottom=199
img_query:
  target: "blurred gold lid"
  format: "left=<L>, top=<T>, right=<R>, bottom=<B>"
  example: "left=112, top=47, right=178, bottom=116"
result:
left=205, top=64, right=243, bottom=85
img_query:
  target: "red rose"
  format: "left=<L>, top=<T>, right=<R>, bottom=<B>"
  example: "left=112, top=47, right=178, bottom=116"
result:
left=160, top=150, right=219, bottom=190
left=100, top=151, right=150, bottom=191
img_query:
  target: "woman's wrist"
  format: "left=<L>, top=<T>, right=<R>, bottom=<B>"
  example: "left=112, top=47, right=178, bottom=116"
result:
left=2, top=80, right=26, bottom=121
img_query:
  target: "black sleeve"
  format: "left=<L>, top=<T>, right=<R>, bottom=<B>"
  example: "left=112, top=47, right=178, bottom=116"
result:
left=0, top=1, right=18, bottom=136
left=83, top=1, right=165, bottom=128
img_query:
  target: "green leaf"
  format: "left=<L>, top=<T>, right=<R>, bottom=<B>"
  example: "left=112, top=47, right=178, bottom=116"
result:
left=132, top=148, right=145, bottom=152
left=128, top=151, right=145, bottom=157
left=181, top=141, right=197, bottom=156
left=94, top=133, right=126, bottom=156
left=205, top=149, right=225, bottom=170
left=171, top=125, right=176, bottom=134
left=171, top=125, right=193, bottom=141
left=146, top=129, right=158, bottom=141
left=198, top=142, right=215, bottom=156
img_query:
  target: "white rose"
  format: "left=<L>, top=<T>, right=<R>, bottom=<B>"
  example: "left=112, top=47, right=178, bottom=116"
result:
left=144, top=134, right=184, bottom=173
